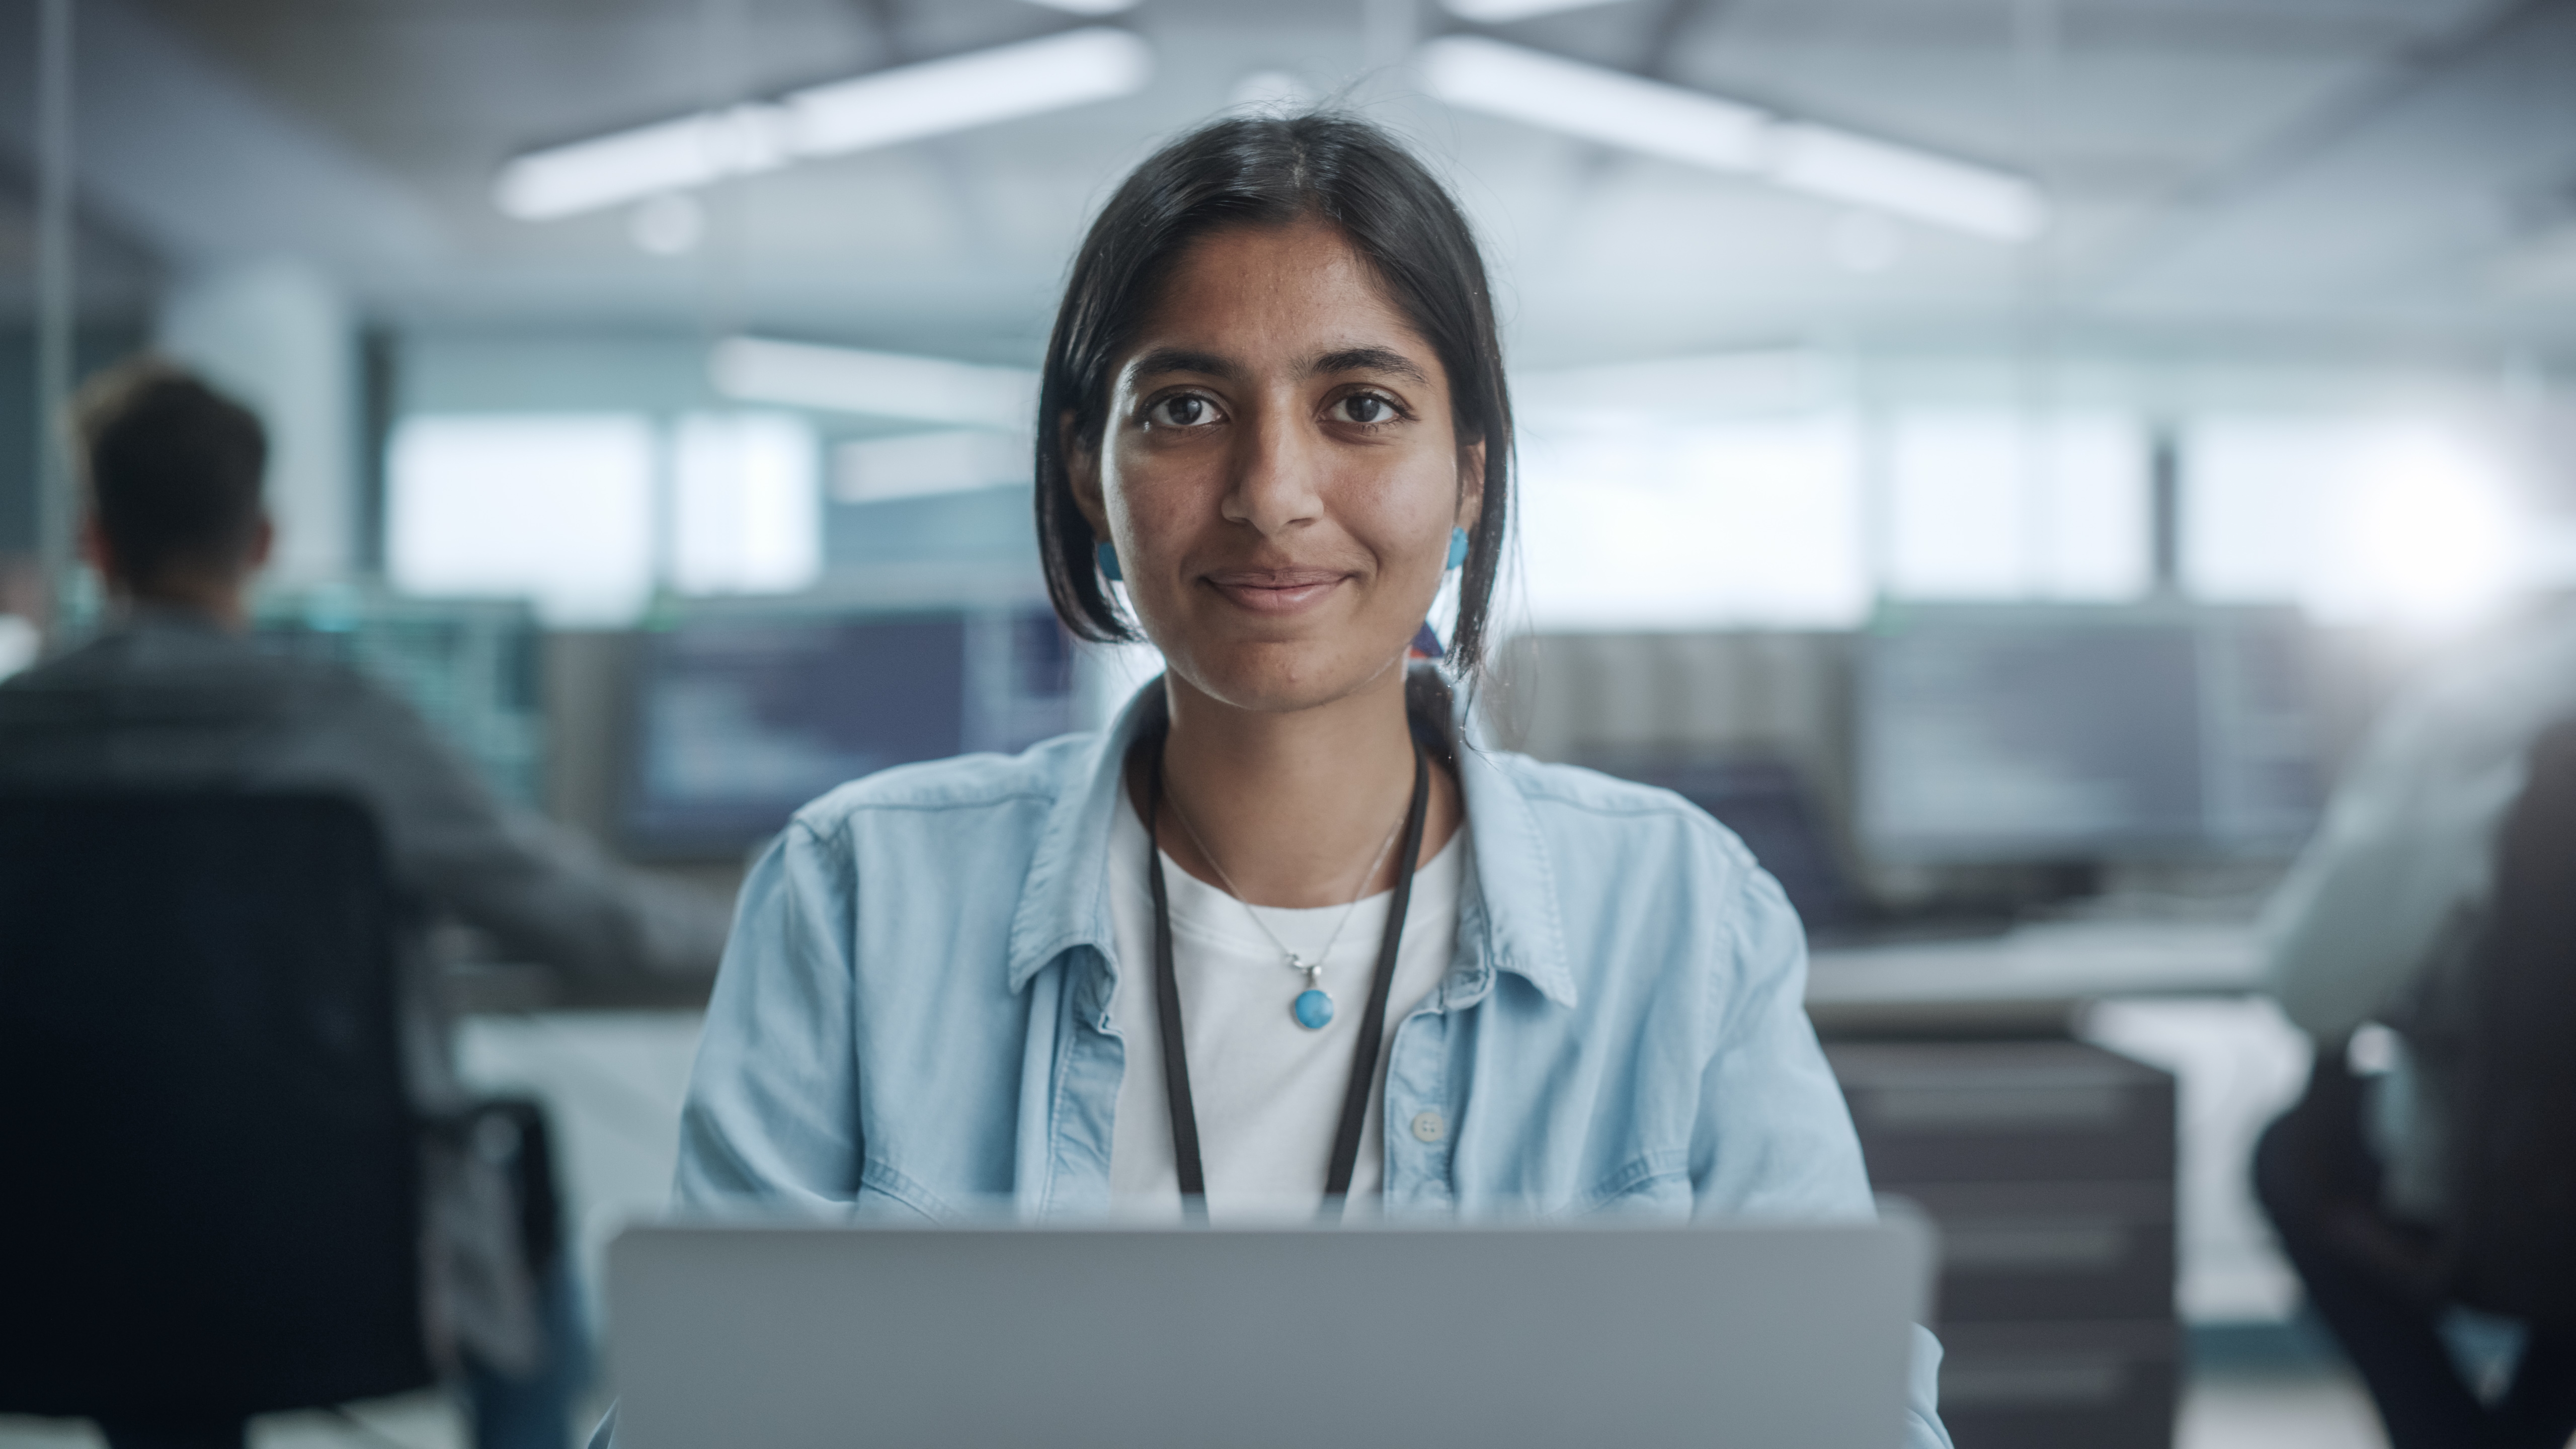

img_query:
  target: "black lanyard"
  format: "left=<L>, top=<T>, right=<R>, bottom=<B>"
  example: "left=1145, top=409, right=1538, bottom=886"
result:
left=1138, top=726, right=1433, bottom=1214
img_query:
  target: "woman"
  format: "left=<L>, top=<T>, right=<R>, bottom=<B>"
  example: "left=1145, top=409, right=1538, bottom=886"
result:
left=675, top=113, right=1948, bottom=1445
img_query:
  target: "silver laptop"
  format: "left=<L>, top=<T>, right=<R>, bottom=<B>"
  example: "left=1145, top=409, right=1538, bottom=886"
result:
left=608, top=1215, right=1934, bottom=1449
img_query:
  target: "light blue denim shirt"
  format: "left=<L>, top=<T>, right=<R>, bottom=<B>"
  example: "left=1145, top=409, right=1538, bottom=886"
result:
left=674, top=678, right=1950, bottom=1447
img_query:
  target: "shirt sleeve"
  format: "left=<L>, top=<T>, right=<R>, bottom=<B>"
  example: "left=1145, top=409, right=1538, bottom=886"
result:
left=673, top=822, right=863, bottom=1212
left=1689, top=865, right=1872, bottom=1216
left=305, top=677, right=731, bottom=981
left=2261, top=683, right=2521, bottom=1039
left=1691, top=864, right=1954, bottom=1449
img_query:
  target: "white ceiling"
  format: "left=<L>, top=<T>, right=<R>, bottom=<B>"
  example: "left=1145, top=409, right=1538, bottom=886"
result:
left=3, top=0, right=2572, bottom=369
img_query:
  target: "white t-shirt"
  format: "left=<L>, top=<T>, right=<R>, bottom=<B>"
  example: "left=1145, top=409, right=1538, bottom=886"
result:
left=1106, top=792, right=1465, bottom=1220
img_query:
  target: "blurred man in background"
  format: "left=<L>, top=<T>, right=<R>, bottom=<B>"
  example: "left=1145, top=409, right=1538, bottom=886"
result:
left=0, top=359, right=734, bottom=1449
left=2257, top=564, right=2576, bottom=1448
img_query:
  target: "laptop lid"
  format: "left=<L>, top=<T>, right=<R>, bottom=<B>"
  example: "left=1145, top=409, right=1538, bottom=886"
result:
left=608, top=1217, right=1933, bottom=1449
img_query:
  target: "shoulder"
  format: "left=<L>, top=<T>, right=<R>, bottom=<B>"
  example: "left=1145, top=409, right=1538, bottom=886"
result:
left=735, top=734, right=1107, bottom=971
left=2, top=626, right=371, bottom=715
left=1482, top=750, right=1763, bottom=877
left=788, top=732, right=1098, bottom=839
left=1471, top=751, right=1802, bottom=1019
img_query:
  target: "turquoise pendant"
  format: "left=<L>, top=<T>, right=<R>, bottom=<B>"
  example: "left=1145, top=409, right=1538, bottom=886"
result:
left=1293, top=988, right=1335, bottom=1030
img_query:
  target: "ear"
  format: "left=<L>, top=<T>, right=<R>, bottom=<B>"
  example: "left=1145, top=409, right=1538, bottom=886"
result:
left=246, top=513, right=275, bottom=571
left=1454, top=438, right=1487, bottom=534
left=1061, top=409, right=1110, bottom=538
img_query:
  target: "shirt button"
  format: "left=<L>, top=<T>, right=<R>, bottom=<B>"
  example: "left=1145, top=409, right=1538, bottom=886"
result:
left=1410, top=1110, right=1446, bottom=1144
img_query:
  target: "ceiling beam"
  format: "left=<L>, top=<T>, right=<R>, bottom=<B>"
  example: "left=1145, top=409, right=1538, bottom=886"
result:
left=2080, top=0, right=2567, bottom=303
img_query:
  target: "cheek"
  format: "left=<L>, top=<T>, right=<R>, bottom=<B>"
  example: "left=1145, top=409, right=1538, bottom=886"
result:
left=1097, top=441, right=1164, bottom=529
left=1349, top=452, right=1465, bottom=560
left=1102, top=455, right=1206, bottom=552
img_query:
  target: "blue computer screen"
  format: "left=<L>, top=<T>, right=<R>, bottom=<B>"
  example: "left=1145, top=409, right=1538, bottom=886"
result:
left=1857, top=603, right=2322, bottom=861
left=255, top=595, right=544, bottom=807
left=622, top=608, right=1071, bottom=857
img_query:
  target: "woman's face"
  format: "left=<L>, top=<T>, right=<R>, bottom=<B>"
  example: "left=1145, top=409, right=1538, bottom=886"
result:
left=1071, top=220, right=1483, bottom=717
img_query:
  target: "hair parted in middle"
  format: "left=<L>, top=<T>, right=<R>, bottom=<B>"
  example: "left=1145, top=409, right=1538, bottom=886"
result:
left=1033, top=111, right=1513, bottom=677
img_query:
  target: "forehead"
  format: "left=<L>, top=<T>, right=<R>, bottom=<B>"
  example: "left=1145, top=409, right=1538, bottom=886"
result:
left=1131, top=221, right=1435, bottom=368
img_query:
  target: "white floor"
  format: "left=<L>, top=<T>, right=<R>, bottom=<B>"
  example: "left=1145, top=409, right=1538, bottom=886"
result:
left=448, top=1011, right=708, bottom=1329
left=2178, top=1374, right=2389, bottom=1449
left=2081, top=998, right=2315, bottom=1322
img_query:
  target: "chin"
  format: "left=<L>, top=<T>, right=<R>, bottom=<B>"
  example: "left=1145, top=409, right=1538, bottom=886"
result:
left=1168, top=635, right=1409, bottom=716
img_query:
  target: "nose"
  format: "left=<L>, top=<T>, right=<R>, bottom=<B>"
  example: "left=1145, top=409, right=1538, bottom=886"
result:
left=1219, top=394, right=1325, bottom=540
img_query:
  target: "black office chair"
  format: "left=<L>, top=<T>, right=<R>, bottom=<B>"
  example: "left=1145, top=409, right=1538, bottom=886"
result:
left=0, top=792, right=436, bottom=1439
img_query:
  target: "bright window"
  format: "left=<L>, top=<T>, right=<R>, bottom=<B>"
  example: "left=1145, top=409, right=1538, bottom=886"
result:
left=388, top=411, right=824, bottom=622
left=388, top=414, right=656, bottom=625
left=1884, top=411, right=2146, bottom=600
left=673, top=412, right=822, bottom=595
left=1516, top=414, right=1867, bottom=630
left=2188, top=416, right=2518, bottom=625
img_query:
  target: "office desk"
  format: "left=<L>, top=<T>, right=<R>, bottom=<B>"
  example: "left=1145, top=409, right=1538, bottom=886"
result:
left=1809, top=917, right=2292, bottom=1448
left=446, top=902, right=2267, bottom=1021
left=1808, top=919, right=2265, bottom=1036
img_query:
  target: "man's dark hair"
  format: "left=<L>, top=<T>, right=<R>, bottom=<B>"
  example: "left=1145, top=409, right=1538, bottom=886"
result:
left=77, top=359, right=268, bottom=590
left=1035, top=112, right=1513, bottom=677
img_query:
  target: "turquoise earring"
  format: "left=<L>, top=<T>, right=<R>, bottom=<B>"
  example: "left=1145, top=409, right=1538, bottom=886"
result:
left=1446, top=526, right=1469, bottom=571
left=1096, top=540, right=1122, bottom=582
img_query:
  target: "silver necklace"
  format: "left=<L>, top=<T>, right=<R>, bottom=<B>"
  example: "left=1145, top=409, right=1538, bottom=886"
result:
left=1162, top=779, right=1409, bottom=1031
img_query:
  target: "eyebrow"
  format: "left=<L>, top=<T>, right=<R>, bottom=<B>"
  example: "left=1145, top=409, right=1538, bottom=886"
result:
left=1310, top=346, right=1429, bottom=385
left=1129, top=347, right=1241, bottom=382
left=1124, top=344, right=1431, bottom=387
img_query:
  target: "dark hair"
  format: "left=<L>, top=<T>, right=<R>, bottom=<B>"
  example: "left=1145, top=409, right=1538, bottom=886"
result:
left=77, top=359, right=268, bottom=588
left=1035, top=112, right=1512, bottom=677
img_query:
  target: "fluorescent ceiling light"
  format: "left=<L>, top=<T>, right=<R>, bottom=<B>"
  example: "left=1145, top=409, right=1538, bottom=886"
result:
left=495, top=106, right=786, bottom=221
left=496, top=28, right=1152, bottom=220
left=1443, top=0, right=1635, bottom=21
left=1420, top=37, right=1767, bottom=174
left=1417, top=37, right=2046, bottom=242
left=1770, top=123, right=2045, bottom=242
left=786, top=27, right=1150, bottom=158
left=834, top=430, right=1033, bottom=504
left=711, top=337, right=1038, bottom=431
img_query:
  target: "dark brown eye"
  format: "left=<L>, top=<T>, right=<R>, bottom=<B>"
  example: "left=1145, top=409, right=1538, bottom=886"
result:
left=1338, top=393, right=1391, bottom=424
left=1153, top=394, right=1213, bottom=427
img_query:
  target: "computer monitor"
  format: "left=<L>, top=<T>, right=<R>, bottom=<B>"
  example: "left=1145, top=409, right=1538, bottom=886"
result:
left=620, top=606, right=1073, bottom=858
left=1857, top=602, right=2322, bottom=862
left=255, top=591, right=544, bottom=807
left=1583, top=755, right=1859, bottom=929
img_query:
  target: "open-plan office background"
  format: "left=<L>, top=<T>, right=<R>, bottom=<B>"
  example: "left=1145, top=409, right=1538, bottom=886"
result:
left=6, top=2, right=2575, bottom=1446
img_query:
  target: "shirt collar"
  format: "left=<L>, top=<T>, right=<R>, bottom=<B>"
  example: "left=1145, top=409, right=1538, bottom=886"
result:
left=1004, top=682, right=1160, bottom=996
left=1003, top=670, right=1578, bottom=1009
left=1447, top=695, right=1580, bottom=1008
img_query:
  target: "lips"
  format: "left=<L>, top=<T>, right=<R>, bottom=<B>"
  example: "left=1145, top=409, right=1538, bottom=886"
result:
left=1202, top=567, right=1350, bottom=616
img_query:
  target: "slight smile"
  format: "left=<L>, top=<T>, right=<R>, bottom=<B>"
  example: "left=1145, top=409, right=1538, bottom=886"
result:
left=1202, top=568, right=1351, bottom=616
